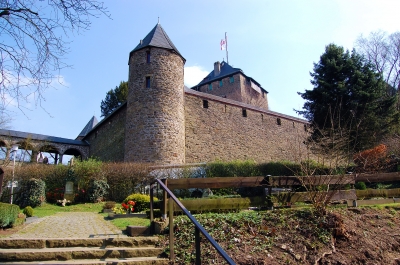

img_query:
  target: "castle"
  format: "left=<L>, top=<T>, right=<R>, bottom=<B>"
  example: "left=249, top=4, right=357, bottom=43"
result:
left=78, top=23, right=308, bottom=165
left=0, top=23, right=308, bottom=165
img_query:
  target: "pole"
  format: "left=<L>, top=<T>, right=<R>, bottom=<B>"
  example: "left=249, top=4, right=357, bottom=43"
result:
left=10, top=153, right=15, bottom=204
left=225, top=32, right=229, bottom=64
left=10, top=145, right=18, bottom=204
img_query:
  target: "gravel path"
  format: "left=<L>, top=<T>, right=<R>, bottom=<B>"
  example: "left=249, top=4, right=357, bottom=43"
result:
left=6, top=212, right=127, bottom=239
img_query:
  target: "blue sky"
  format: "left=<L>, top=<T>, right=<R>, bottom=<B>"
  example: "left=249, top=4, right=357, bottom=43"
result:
left=7, top=0, right=400, bottom=140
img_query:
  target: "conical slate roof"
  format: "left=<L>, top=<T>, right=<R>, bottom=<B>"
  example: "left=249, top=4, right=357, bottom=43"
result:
left=77, top=116, right=98, bottom=139
left=130, top=23, right=185, bottom=61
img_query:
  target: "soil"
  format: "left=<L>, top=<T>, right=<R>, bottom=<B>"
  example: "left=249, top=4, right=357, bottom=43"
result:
left=161, top=206, right=400, bottom=265
left=0, top=223, right=26, bottom=237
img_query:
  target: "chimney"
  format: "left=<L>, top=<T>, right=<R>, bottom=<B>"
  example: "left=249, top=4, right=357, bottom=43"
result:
left=140, top=40, right=143, bottom=45
left=214, top=61, right=221, bottom=77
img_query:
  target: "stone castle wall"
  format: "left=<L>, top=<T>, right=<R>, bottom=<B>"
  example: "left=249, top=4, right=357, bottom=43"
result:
left=82, top=88, right=307, bottom=164
left=125, top=47, right=185, bottom=164
left=184, top=89, right=308, bottom=163
left=85, top=106, right=126, bottom=162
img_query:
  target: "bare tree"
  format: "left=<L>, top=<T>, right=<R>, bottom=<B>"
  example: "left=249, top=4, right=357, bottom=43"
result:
left=356, top=31, right=400, bottom=99
left=0, top=0, right=109, bottom=115
left=289, top=102, right=359, bottom=215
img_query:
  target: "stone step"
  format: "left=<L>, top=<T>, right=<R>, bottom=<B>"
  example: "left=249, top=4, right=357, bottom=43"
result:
left=0, top=237, right=159, bottom=249
left=0, top=256, right=169, bottom=264
left=0, top=246, right=164, bottom=262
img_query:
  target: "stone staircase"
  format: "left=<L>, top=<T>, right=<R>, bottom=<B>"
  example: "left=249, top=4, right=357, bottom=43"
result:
left=0, top=237, right=168, bottom=264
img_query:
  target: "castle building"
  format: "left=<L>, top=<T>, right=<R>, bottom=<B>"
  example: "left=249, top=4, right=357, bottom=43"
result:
left=0, top=23, right=308, bottom=165
left=193, top=61, right=269, bottom=110
left=80, top=23, right=308, bottom=165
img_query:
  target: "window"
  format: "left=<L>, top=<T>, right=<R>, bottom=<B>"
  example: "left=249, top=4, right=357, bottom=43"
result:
left=146, top=51, right=151, bottom=63
left=242, top=109, right=247, bottom=117
left=261, top=114, right=264, bottom=121
left=277, top=118, right=281, bottom=125
left=219, top=80, right=223, bottom=87
left=229, top=76, right=234, bottom=83
left=146, top=76, right=151, bottom=88
left=208, top=84, right=212, bottom=91
left=203, top=100, right=209, bottom=108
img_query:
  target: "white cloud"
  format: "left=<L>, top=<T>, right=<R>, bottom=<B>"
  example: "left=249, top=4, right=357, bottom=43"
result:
left=184, top=65, right=209, bottom=87
left=49, top=75, right=69, bottom=89
left=0, top=72, right=69, bottom=111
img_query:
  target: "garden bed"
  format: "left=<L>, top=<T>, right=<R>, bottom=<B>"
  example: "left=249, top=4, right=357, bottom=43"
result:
left=107, top=213, right=147, bottom=219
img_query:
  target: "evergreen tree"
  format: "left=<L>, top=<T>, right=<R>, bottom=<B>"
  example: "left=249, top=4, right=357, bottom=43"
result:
left=297, top=44, right=398, bottom=151
left=100, top=81, right=128, bottom=117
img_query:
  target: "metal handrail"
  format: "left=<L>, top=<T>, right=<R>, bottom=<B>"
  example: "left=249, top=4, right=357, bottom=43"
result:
left=149, top=178, right=236, bottom=265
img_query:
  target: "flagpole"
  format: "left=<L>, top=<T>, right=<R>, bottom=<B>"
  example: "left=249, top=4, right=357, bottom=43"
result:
left=225, top=32, right=229, bottom=64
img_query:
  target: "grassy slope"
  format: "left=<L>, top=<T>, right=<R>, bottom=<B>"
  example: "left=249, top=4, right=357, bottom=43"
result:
left=159, top=205, right=400, bottom=264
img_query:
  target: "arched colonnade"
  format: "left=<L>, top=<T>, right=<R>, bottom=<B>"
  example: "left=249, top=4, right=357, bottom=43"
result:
left=0, top=130, right=89, bottom=165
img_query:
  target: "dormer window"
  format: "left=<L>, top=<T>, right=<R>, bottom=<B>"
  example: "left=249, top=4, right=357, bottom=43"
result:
left=229, top=76, right=234, bottom=83
left=208, top=84, right=212, bottom=91
left=146, top=51, right=151, bottom=63
left=219, top=80, right=223, bottom=87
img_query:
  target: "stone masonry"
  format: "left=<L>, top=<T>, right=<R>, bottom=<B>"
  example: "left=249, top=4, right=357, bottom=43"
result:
left=84, top=105, right=126, bottom=162
left=184, top=89, right=307, bottom=163
left=124, top=47, right=185, bottom=164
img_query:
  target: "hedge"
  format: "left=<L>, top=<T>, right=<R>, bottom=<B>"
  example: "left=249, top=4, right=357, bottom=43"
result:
left=0, top=202, right=20, bottom=227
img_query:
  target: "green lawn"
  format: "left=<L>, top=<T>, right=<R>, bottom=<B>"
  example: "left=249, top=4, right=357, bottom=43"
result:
left=31, top=202, right=151, bottom=228
left=32, top=202, right=104, bottom=217
left=110, top=217, right=150, bottom=229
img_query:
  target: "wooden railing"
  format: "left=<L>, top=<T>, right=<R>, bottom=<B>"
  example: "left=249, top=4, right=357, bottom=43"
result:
left=149, top=179, right=236, bottom=265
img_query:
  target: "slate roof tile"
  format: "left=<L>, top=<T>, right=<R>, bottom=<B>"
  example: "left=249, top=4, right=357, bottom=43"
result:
left=130, top=23, right=185, bottom=61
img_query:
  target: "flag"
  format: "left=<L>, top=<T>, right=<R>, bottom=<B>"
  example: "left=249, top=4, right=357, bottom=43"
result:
left=220, top=39, right=226, bottom=50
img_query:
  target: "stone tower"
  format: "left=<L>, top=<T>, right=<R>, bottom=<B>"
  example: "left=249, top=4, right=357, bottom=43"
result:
left=125, top=23, right=186, bottom=164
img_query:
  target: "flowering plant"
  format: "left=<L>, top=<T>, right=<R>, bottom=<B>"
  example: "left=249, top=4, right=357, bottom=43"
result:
left=121, top=200, right=135, bottom=214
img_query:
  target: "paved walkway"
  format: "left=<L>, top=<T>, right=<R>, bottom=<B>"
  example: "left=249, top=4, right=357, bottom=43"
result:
left=6, top=212, right=127, bottom=239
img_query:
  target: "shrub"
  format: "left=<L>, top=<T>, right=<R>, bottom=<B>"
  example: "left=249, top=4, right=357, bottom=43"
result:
left=18, top=178, right=46, bottom=208
left=14, top=215, right=25, bottom=226
left=87, top=179, right=109, bottom=202
left=103, top=201, right=116, bottom=210
left=146, top=209, right=161, bottom=218
left=206, top=160, right=261, bottom=178
left=0, top=202, right=20, bottom=227
left=23, top=206, right=34, bottom=217
left=258, top=161, right=300, bottom=176
left=46, top=187, right=65, bottom=203
left=124, top=193, right=159, bottom=213
left=43, top=164, right=69, bottom=198
left=353, top=144, right=388, bottom=172
left=104, top=163, right=152, bottom=202
left=355, top=182, right=367, bottom=190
